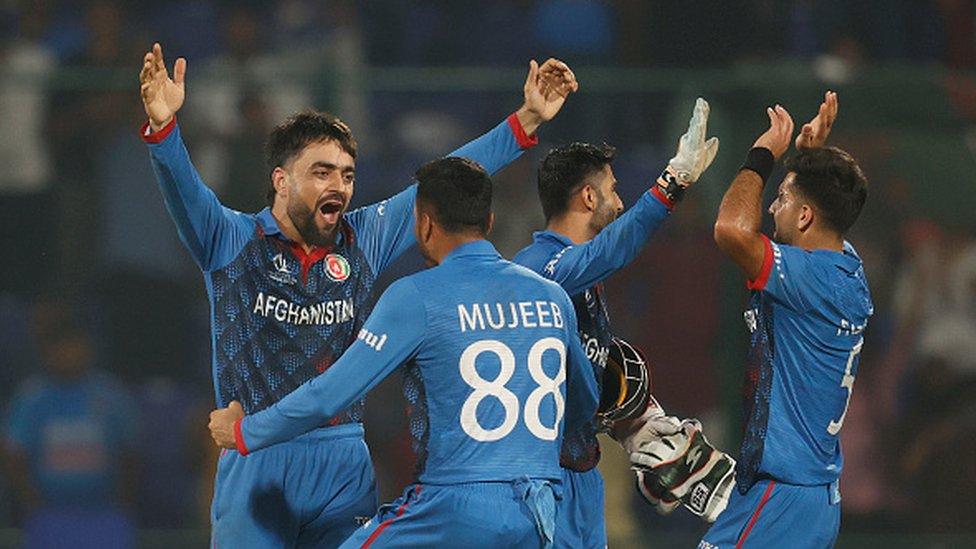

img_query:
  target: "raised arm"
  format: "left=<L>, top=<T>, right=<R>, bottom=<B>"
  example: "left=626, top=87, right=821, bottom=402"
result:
left=140, top=43, right=252, bottom=271
left=208, top=278, right=425, bottom=454
left=713, top=105, right=793, bottom=280
left=347, top=59, right=579, bottom=275
left=537, top=99, right=719, bottom=295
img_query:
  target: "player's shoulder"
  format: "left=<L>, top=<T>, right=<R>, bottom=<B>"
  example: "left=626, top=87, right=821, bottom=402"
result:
left=383, top=272, right=424, bottom=301
left=775, top=239, right=873, bottom=317
left=498, top=257, right=572, bottom=300
left=513, top=231, right=571, bottom=271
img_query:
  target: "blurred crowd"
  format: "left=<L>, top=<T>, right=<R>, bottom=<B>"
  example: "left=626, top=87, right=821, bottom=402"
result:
left=1, top=0, right=976, bottom=543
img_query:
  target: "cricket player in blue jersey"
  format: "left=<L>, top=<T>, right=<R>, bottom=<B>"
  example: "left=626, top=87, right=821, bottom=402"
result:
left=138, top=43, right=578, bottom=547
left=673, top=92, right=872, bottom=548
left=513, top=99, right=736, bottom=547
left=209, top=157, right=599, bottom=548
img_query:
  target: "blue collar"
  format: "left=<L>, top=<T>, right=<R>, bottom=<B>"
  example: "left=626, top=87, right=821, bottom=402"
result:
left=798, top=240, right=862, bottom=274
left=532, top=230, right=575, bottom=248
left=442, top=239, right=500, bottom=263
left=256, top=208, right=282, bottom=236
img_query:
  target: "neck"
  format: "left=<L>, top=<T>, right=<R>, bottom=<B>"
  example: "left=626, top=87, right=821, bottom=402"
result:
left=547, top=212, right=595, bottom=244
left=430, top=233, right=484, bottom=265
left=794, top=227, right=844, bottom=252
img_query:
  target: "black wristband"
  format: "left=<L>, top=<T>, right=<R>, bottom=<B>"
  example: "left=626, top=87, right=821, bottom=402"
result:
left=656, top=169, right=686, bottom=204
left=740, top=147, right=775, bottom=183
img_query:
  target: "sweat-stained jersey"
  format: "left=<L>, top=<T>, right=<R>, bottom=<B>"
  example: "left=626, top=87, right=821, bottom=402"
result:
left=513, top=188, right=672, bottom=471
left=737, top=236, right=873, bottom=491
left=236, top=240, right=599, bottom=484
left=143, top=115, right=535, bottom=423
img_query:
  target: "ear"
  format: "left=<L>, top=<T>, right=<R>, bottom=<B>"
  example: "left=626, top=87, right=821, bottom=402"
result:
left=580, top=184, right=597, bottom=212
left=272, top=167, right=288, bottom=201
left=418, top=211, right=434, bottom=244
left=798, top=204, right=815, bottom=232
left=485, top=212, right=495, bottom=235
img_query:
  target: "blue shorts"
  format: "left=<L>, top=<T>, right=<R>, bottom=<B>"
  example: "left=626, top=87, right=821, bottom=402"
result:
left=554, top=467, right=606, bottom=549
left=341, top=480, right=556, bottom=548
left=211, top=424, right=377, bottom=549
left=700, top=479, right=840, bottom=548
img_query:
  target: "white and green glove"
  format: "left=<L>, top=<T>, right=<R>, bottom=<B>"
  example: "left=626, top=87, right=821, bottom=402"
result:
left=656, top=98, right=720, bottom=203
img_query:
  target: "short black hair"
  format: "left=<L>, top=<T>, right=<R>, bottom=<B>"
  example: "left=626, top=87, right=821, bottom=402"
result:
left=415, top=157, right=492, bottom=235
left=784, top=146, right=868, bottom=235
left=537, top=142, right=617, bottom=221
left=265, top=111, right=357, bottom=205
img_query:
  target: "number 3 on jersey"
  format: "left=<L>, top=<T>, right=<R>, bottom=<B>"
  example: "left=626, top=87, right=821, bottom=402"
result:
left=827, top=338, right=862, bottom=435
left=459, top=338, right=566, bottom=442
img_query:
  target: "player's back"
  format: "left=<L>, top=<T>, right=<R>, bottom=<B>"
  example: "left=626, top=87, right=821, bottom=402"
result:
left=741, top=238, right=873, bottom=489
left=403, top=240, right=588, bottom=485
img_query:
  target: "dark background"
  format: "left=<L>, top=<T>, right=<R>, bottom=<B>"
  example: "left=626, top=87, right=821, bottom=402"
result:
left=1, top=1, right=974, bottom=546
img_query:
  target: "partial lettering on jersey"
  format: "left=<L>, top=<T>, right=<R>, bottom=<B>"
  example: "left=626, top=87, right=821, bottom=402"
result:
left=543, top=246, right=572, bottom=278
left=836, top=317, right=867, bottom=336
left=457, top=301, right=564, bottom=333
left=252, top=291, right=355, bottom=326
left=744, top=308, right=758, bottom=333
left=580, top=330, right=608, bottom=368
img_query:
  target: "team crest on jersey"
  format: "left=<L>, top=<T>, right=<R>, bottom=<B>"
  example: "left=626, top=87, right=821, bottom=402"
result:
left=269, top=253, right=297, bottom=285
left=325, top=253, right=351, bottom=282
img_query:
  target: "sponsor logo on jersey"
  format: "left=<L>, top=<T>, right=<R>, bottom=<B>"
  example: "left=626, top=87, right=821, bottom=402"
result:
left=325, top=253, right=351, bottom=282
left=269, top=253, right=298, bottom=285
left=252, top=292, right=354, bottom=325
left=357, top=327, right=387, bottom=351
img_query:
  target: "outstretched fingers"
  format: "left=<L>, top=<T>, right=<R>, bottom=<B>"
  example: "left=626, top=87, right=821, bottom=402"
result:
left=174, top=57, right=186, bottom=85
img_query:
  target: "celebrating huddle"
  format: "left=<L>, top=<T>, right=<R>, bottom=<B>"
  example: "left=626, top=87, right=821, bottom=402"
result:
left=140, top=41, right=871, bottom=548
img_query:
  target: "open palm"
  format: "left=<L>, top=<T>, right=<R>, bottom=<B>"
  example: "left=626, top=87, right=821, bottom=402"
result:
left=795, top=91, right=838, bottom=150
left=139, top=43, right=186, bottom=130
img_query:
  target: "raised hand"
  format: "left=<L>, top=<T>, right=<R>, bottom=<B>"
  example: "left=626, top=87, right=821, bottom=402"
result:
left=140, top=42, right=186, bottom=131
left=795, top=91, right=838, bottom=150
left=753, top=104, right=794, bottom=161
left=669, top=97, right=720, bottom=185
left=516, top=58, right=579, bottom=135
left=208, top=400, right=244, bottom=449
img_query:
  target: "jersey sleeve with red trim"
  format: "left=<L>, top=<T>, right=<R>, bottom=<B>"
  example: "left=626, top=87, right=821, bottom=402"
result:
left=142, top=119, right=255, bottom=272
left=747, top=235, right=819, bottom=313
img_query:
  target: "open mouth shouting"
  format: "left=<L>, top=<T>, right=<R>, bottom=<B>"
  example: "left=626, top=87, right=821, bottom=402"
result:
left=317, top=193, right=346, bottom=227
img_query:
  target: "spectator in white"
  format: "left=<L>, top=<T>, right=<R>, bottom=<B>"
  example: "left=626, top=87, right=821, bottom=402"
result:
left=0, top=2, right=56, bottom=296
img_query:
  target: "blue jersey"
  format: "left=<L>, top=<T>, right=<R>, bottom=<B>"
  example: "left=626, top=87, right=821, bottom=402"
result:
left=238, top=240, right=599, bottom=484
left=738, top=236, right=873, bottom=491
left=143, top=116, right=532, bottom=420
left=513, top=189, right=671, bottom=471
